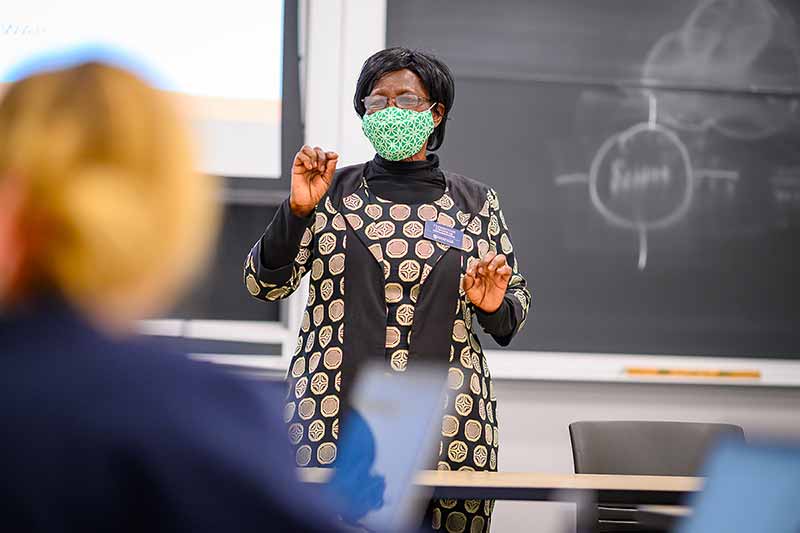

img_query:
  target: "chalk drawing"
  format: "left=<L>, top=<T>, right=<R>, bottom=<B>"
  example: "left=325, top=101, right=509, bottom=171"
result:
left=555, top=96, right=739, bottom=270
left=643, top=0, right=800, bottom=140
left=550, top=0, right=796, bottom=268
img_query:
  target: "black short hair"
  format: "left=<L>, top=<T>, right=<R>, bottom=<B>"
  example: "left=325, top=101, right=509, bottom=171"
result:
left=354, top=47, right=455, bottom=151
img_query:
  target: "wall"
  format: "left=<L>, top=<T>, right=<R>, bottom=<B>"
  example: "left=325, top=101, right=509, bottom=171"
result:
left=302, top=0, right=386, bottom=166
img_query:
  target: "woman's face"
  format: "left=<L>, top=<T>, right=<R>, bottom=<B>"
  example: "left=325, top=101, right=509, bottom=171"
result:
left=368, top=69, right=443, bottom=125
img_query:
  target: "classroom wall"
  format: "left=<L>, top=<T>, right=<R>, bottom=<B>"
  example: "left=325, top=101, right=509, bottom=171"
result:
left=490, top=378, right=800, bottom=532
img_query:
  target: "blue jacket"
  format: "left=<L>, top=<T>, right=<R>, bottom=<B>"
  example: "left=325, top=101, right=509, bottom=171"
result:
left=0, top=300, right=340, bottom=532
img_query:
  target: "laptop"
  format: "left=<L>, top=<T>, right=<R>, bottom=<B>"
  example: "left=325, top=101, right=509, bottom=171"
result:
left=677, top=438, right=800, bottom=533
left=324, top=362, right=447, bottom=532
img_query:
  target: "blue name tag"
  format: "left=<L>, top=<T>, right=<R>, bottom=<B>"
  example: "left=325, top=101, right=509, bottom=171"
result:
left=424, top=220, right=466, bottom=250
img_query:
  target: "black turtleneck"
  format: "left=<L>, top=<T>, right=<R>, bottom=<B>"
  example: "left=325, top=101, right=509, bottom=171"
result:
left=257, top=153, right=516, bottom=338
left=364, top=153, right=445, bottom=204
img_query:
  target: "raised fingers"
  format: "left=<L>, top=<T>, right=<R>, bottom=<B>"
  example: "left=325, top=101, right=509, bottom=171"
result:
left=496, top=264, right=513, bottom=282
left=313, top=146, right=326, bottom=171
left=476, top=250, right=496, bottom=277
left=301, top=145, right=318, bottom=169
left=487, top=253, right=507, bottom=274
left=480, top=250, right=497, bottom=265
left=294, top=147, right=313, bottom=170
left=323, top=152, right=339, bottom=181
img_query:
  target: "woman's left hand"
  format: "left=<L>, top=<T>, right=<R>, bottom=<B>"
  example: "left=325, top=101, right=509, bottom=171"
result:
left=462, top=251, right=512, bottom=313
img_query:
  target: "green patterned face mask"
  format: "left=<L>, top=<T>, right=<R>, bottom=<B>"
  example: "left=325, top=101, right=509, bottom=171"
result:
left=361, top=105, right=435, bottom=161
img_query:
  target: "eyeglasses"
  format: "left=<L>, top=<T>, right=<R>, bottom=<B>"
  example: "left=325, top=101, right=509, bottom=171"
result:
left=362, top=94, right=432, bottom=112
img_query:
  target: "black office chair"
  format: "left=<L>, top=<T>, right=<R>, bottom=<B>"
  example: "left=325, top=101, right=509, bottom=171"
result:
left=569, top=420, right=745, bottom=532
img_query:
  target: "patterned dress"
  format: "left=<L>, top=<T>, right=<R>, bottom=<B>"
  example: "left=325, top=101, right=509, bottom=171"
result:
left=244, top=166, right=531, bottom=533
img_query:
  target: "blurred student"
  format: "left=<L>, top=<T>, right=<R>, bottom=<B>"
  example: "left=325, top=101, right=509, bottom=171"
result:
left=0, top=60, right=341, bottom=532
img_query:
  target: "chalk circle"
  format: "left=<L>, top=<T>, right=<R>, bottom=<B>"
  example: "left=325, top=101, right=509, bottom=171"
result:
left=589, top=123, right=693, bottom=231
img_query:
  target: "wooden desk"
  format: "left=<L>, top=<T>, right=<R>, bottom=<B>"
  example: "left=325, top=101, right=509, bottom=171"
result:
left=299, top=469, right=702, bottom=505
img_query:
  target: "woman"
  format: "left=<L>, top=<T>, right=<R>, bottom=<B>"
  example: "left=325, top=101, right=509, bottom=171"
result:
left=245, top=47, right=531, bottom=532
left=0, top=59, right=341, bottom=532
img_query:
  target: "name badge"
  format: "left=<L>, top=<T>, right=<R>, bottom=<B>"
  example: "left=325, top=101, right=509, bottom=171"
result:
left=424, top=220, right=466, bottom=250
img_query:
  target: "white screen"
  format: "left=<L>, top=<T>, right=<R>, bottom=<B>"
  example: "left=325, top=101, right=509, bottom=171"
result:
left=1, top=0, right=283, bottom=178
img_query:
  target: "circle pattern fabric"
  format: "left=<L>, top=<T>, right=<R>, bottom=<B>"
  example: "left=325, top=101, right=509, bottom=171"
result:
left=262, top=179, right=531, bottom=533
left=351, top=187, right=498, bottom=532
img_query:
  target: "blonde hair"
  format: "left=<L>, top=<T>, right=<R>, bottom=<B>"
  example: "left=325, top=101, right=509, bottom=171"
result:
left=0, top=61, right=219, bottom=319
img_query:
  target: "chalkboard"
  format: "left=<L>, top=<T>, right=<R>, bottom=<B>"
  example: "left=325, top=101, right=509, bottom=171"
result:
left=387, top=0, right=800, bottom=358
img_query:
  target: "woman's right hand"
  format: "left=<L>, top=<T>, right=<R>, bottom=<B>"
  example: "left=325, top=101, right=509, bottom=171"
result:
left=289, top=145, right=339, bottom=217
